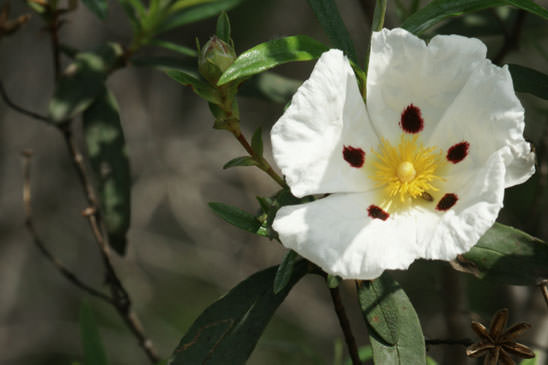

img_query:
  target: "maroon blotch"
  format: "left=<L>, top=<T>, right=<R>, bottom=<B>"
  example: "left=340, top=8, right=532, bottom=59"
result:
left=368, top=205, right=389, bottom=221
left=436, top=193, right=458, bottom=211
left=447, top=142, right=470, bottom=164
left=400, top=104, right=424, bottom=134
left=343, top=145, right=365, bottom=168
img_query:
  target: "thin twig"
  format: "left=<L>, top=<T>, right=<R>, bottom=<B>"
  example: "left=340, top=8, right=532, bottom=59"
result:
left=493, top=10, right=526, bottom=65
left=22, top=150, right=112, bottom=304
left=0, top=81, right=51, bottom=123
left=329, top=286, right=361, bottom=365
left=425, top=338, right=473, bottom=346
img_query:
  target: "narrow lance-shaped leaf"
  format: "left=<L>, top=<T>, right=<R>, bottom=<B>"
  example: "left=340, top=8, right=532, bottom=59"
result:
left=251, top=127, right=263, bottom=157
left=208, top=202, right=261, bottom=233
left=273, top=250, right=299, bottom=294
left=216, top=11, right=231, bottom=43
left=357, top=274, right=426, bottom=364
left=223, top=156, right=257, bottom=169
left=306, top=0, right=357, bottom=62
left=402, top=0, right=548, bottom=35
left=81, top=0, right=108, bottom=19
left=218, top=35, right=329, bottom=86
left=509, top=64, right=548, bottom=100
left=372, top=0, right=388, bottom=32
left=164, top=68, right=222, bottom=105
left=452, top=223, right=548, bottom=285
left=79, top=302, right=109, bottom=365
left=158, top=0, right=248, bottom=34
left=148, top=39, right=198, bottom=57
left=83, top=88, right=131, bottom=256
left=170, top=262, right=309, bottom=364
left=49, top=43, right=123, bottom=123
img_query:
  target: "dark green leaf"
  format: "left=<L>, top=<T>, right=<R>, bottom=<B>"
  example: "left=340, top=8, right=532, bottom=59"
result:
left=402, top=0, right=548, bottom=35
left=453, top=223, right=548, bottom=285
left=79, top=302, right=108, bottom=365
left=273, top=250, right=299, bottom=294
left=218, top=35, right=329, bottom=86
left=357, top=274, right=426, bottom=364
left=117, top=0, right=145, bottom=28
left=509, top=64, right=548, bottom=100
left=148, top=39, right=198, bottom=57
left=49, top=43, right=123, bottom=123
left=208, top=202, right=261, bottom=233
left=81, top=0, right=108, bottom=19
left=131, top=55, right=196, bottom=70
left=223, top=156, right=258, bottom=169
left=164, top=68, right=222, bottom=105
left=251, top=127, right=263, bottom=157
left=83, top=88, right=131, bottom=255
left=238, top=72, right=301, bottom=104
left=170, top=262, right=308, bottom=364
left=306, top=0, right=357, bottom=62
left=326, top=274, right=342, bottom=288
left=216, top=11, right=231, bottom=43
left=159, top=0, right=247, bottom=34
left=372, top=0, right=388, bottom=32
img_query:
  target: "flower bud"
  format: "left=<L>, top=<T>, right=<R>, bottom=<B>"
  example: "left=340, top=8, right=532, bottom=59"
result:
left=198, top=35, right=236, bottom=86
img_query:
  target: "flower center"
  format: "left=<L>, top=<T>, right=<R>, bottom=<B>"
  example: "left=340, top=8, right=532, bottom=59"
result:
left=371, top=134, right=445, bottom=205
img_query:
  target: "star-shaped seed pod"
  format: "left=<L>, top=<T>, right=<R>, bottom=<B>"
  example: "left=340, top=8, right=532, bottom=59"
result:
left=466, top=308, right=535, bottom=365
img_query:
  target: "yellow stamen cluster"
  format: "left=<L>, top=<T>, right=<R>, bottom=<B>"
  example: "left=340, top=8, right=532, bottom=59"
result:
left=371, top=134, right=444, bottom=204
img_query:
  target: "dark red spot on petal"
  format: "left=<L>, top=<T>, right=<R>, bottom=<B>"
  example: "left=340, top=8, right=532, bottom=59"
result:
left=400, top=104, right=424, bottom=134
left=368, top=205, right=389, bottom=221
left=343, top=145, right=365, bottom=168
left=447, top=142, right=470, bottom=164
left=436, top=193, right=458, bottom=211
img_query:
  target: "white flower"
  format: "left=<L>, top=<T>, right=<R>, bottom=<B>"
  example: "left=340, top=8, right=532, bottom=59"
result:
left=270, top=28, right=535, bottom=280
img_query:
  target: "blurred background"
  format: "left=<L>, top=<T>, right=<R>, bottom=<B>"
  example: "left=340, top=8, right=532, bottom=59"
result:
left=1, top=0, right=548, bottom=364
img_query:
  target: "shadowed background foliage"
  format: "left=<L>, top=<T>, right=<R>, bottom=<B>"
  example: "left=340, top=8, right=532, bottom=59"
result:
left=1, top=1, right=548, bottom=364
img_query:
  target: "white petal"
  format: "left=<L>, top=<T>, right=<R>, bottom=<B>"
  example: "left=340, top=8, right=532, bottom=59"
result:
left=367, top=28, right=488, bottom=144
left=428, top=60, right=535, bottom=188
left=415, top=150, right=507, bottom=260
left=271, top=49, right=379, bottom=198
left=273, top=192, right=420, bottom=280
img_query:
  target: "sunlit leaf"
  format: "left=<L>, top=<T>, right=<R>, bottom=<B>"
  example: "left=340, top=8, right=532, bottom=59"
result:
left=357, top=274, right=426, bottom=364
left=49, top=43, right=123, bottom=123
left=307, top=0, right=357, bottom=62
left=81, top=0, right=108, bottom=19
left=170, top=262, right=308, bottom=364
left=402, top=0, right=548, bottom=35
left=509, top=64, right=548, bottom=100
left=79, top=302, right=108, bottom=365
left=83, top=88, right=131, bottom=255
left=452, top=223, right=548, bottom=285
left=218, top=35, right=329, bottom=85
left=159, top=0, right=247, bottom=34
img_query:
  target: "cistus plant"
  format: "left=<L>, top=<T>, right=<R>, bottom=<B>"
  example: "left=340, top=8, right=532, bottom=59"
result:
left=3, top=0, right=548, bottom=364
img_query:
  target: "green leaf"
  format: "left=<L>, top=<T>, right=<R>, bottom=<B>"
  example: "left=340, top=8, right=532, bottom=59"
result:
left=251, top=127, right=263, bottom=157
left=131, top=55, right=196, bottom=70
left=357, top=274, right=426, bottom=364
left=223, top=156, right=257, bottom=169
left=509, top=64, right=548, bottom=100
left=453, top=223, right=548, bottom=285
left=49, top=43, right=123, bottom=123
left=306, top=0, right=357, bottom=62
left=208, top=202, right=261, bottom=233
left=238, top=72, right=301, bottom=104
left=148, top=39, right=198, bottom=57
left=170, top=262, right=308, bottom=364
left=164, top=68, right=222, bottom=105
left=273, top=250, right=299, bottom=294
left=343, top=346, right=373, bottom=365
left=158, top=0, right=247, bottom=34
left=81, top=0, right=108, bottom=19
left=372, top=0, right=388, bottom=32
left=79, top=302, right=108, bottom=365
left=216, top=11, right=231, bottom=43
left=402, top=0, right=548, bottom=35
left=83, top=88, right=131, bottom=255
left=218, top=35, right=329, bottom=86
